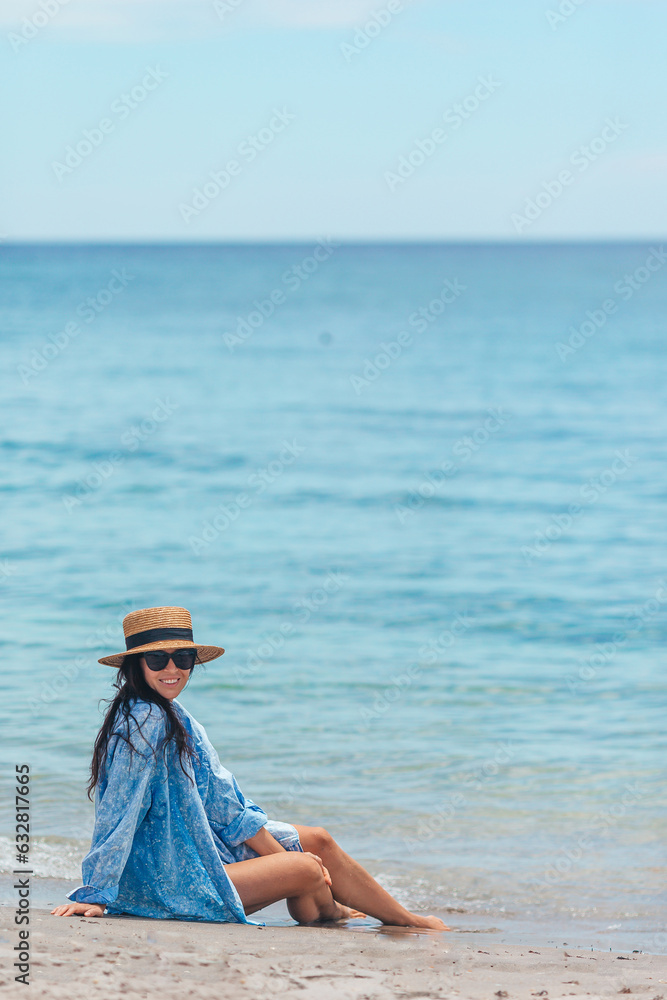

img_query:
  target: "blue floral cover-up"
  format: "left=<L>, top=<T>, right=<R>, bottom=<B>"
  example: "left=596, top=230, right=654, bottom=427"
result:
left=67, top=698, right=303, bottom=923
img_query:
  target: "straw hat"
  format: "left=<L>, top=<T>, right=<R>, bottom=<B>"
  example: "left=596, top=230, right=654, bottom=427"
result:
left=98, top=606, right=225, bottom=668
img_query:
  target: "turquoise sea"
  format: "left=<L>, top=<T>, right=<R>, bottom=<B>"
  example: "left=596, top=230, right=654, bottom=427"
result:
left=0, top=242, right=665, bottom=951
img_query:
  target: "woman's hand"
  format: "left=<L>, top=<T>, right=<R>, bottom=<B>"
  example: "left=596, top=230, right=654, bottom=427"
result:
left=51, top=902, right=105, bottom=918
left=304, top=852, right=332, bottom=887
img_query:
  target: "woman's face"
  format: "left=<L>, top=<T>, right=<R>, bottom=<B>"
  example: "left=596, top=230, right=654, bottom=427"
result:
left=140, top=648, right=191, bottom=700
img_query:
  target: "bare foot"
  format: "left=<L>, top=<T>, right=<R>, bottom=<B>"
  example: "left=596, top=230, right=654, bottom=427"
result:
left=321, top=902, right=367, bottom=922
left=390, top=913, right=450, bottom=931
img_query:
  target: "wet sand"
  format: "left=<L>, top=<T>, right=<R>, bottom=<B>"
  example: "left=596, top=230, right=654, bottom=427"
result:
left=1, top=906, right=666, bottom=999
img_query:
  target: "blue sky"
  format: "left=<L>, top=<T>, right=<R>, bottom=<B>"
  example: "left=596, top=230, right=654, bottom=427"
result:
left=1, top=0, right=664, bottom=241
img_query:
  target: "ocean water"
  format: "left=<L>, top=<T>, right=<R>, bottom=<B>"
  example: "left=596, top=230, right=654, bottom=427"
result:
left=0, top=242, right=665, bottom=951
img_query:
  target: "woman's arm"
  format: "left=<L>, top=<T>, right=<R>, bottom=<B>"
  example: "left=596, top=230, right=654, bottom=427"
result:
left=243, top=825, right=287, bottom=856
left=242, top=827, right=332, bottom=886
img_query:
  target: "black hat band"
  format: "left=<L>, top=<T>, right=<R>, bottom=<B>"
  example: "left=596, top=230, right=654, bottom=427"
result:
left=125, top=626, right=194, bottom=650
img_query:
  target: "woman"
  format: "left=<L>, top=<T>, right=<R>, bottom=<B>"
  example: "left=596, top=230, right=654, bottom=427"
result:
left=52, top=606, right=447, bottom=929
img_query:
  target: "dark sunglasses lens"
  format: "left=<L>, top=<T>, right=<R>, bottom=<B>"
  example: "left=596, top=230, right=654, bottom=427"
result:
left=144, top=650, right=196, bottom=671
left=144, top=651, right=169, bottom=671
left=172, top=650, right=197, bottom=670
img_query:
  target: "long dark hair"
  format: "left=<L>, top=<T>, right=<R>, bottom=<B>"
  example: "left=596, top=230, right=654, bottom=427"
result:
left=87, top=652, right=203, bottom=800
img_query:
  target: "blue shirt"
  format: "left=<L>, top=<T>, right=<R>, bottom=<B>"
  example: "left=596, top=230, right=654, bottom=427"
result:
left=67, top=698, right=303, bottom=923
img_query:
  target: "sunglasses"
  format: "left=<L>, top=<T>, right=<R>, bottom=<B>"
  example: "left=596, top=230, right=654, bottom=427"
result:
left=143, top=649, right=198, bottom=672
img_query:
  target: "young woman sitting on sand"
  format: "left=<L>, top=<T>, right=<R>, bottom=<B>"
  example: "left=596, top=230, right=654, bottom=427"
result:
left=52, top=607, right=447, bottom=930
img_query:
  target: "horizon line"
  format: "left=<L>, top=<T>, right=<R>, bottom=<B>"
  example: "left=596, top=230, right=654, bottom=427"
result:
left=1, top=237, right=665, bottom=247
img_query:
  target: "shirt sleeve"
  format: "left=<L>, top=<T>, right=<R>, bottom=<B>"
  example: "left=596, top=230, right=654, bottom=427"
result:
left=67, top=704, right=161, bottom=908
left=202, top=737, right=268, bottom=848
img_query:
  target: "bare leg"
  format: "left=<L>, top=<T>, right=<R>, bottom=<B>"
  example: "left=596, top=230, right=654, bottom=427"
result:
left=294, top=825, right=449, bottom=930
left=224, top=851, right=361, bottom=924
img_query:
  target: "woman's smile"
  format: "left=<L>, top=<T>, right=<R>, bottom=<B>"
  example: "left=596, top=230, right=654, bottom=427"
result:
left=140, top=648, right=190, bottom=699
left=146, top=668, right=188, bottom=698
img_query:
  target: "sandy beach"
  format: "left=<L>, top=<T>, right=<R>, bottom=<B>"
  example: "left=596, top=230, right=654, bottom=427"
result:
left=1, top=907, right=665, bottom=999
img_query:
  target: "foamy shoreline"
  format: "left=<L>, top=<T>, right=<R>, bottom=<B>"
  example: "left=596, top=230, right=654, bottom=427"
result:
left=1, top=906, right=666, bottom=999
